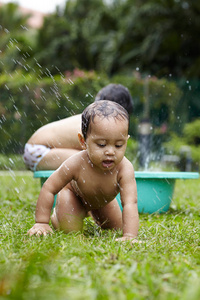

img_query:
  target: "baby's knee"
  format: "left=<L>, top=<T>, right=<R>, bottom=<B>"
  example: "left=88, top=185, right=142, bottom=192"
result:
left=51, top=208, right=59, bottom=230
left=51, top=207, right=84, bottom=234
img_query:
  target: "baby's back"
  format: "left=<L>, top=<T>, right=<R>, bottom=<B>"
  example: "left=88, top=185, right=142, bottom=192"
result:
left=27, top=114, right=82, bottom=149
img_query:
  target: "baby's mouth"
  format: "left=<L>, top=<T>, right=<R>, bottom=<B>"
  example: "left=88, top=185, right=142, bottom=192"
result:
left=102, top=160, right=114, bottom=168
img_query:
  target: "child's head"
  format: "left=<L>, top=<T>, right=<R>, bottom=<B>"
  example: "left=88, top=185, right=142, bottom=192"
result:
left=95, top=84, right=133, bottom=115
left=82, top=100, right=129, bottom=140
left=80, top=101, right=129, bottom=171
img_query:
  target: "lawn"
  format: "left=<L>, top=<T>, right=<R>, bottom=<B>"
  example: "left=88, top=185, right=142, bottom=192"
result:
left=0, top=171, right=199, bottom=300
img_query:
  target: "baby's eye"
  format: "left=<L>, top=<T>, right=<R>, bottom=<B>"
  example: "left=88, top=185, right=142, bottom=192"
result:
left=115, top=144, right=123, bottom=148
left=97, top=143, right=106, bottom=148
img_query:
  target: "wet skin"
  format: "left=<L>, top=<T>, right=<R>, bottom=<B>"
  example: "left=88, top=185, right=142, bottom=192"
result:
left=27, top=116, right=139, bottom=241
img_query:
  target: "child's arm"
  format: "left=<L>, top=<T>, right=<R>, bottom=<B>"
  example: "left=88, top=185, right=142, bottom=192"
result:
left=27, top=157, right=77, bottom=236
left=117, top=159, right=139, bottom=241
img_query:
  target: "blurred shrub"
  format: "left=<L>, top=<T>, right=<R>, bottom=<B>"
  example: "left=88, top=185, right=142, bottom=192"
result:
left=0, top=70, right=109, bottom=153
left=0, top=69, right=182, bottom=154
left=164, top=133, right=186, bottom=154
left=125, top=137, right=138, bottom=167
left=112, top=74, right=182, bottom=138
left=183, top=119, right=200, bottom=145
left=0, top=154, right=26, bottom=170
left=164, top=120, right=200, bottom=170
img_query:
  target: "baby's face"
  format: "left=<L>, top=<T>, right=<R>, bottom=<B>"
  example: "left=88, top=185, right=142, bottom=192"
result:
left=85, top=116, right=129, bottom=171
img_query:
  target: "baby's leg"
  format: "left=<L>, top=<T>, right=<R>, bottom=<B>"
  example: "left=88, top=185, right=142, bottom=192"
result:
left=37, top=148, right=81, bottom=170
left=51, top=186, right=87, bottom=233
left=91, top=198, right=122, bottom=230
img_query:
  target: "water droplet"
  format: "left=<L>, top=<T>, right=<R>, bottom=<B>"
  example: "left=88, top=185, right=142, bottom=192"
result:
left=20, top=25, right=28, bottom=31
left=15, top=46, right=21, bottom=52
left=15, top=187, right=19, bottom=194
left=9, top=158, right=14, bottom=164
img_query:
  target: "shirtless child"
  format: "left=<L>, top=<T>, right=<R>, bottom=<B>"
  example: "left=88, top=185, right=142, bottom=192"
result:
left=23, top=84, right=133, bottom=171
left=27, top=100, right=139, bottom=242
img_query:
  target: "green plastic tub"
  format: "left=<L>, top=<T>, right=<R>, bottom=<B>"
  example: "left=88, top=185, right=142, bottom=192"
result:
left=34, top=171, right=199, bottom=214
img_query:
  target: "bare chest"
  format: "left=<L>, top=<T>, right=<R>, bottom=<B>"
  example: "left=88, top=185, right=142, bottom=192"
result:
left=71, top=170, right=120, bottom=210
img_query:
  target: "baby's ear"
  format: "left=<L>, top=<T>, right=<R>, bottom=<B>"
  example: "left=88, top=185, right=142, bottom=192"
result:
left=78, top=133, right=87, bottom=149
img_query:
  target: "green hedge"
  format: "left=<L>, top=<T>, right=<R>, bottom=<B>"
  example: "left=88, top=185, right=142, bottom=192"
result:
left=0, top=154, right=26, bottom=170
left=0, top=70, right=182, bottom=154
left=164, top=120, right=200, bottom=170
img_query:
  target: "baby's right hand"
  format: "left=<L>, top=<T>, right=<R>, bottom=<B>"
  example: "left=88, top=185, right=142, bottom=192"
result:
left=27, top=223, right=53, bottom=236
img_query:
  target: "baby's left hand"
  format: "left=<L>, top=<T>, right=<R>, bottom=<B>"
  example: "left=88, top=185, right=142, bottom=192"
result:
left=115, top=236, right=142, bottom=243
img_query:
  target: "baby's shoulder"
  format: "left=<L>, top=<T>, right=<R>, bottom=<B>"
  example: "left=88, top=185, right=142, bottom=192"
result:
left=66, top=150, right=86, bottom=165
left=117, top=157, right=134, bottom=178
left=60, top=151, right=83, bottom=171
left=120, top=157, right=134, bottom=170
left=58, top=151, right=86, bottom=180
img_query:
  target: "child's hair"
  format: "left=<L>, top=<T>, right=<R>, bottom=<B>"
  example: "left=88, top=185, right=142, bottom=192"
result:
left=82, top=100, right=129, bottom=140
left=95, top=83, right=133, bottom=115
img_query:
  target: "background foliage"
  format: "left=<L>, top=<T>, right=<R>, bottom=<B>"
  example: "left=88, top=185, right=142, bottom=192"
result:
left=0, top=69, right=182, bottom=154
left=0, top=0, right=200, bottom=167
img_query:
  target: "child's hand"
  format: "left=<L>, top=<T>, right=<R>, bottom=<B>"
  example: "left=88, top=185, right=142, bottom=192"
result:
left=27, top=223, right=53, bottom=236
left=115, top=236, right=142, bottom=244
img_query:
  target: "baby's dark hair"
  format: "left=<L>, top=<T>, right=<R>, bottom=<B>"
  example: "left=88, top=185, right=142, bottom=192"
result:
left=82, top=100, right=129, bottom=140
left=95, top=83, right=133, bottom=115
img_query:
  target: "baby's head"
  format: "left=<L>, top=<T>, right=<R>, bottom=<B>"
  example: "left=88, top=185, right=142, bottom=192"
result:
left=95, top=84, right=133, bottom=115
left=80, top=101, right=129, bottom=170
left=82, top=100, right=129, bottom=140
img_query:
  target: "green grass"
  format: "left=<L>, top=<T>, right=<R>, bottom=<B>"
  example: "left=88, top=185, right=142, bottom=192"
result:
left=0, top=171, right=199, bottom=300
left=0, top=155, right=26, bottom=171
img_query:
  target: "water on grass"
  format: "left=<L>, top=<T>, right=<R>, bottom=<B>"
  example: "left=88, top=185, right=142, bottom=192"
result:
left=0, top=172, right=199, bottom=300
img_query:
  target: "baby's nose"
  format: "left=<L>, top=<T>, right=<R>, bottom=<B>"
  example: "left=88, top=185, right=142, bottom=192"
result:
left=105, top=146, right=115, bottom=155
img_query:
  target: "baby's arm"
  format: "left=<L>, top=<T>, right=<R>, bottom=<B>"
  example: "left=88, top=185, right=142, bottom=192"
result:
left=27, top=156, right=77, bottom=236
left=118, top=159, right=139, bottom=241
